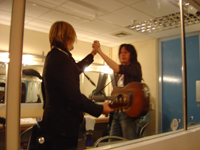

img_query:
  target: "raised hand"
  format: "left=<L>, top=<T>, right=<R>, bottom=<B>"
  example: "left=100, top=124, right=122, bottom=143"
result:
left=92, top=40, right=101, bottom=51
left=91, top=40, right=99, bottom=56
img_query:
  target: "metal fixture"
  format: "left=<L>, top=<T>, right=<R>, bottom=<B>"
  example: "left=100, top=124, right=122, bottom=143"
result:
left=127, top=0, right=200, bottom=34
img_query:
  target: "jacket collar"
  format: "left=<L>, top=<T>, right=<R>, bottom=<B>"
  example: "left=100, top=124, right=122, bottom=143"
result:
left=52, top=46, right=72, bottom=57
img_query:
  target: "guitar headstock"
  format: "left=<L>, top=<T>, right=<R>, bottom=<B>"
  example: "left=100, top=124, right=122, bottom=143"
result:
left=109, top=95, right=130, bottom=111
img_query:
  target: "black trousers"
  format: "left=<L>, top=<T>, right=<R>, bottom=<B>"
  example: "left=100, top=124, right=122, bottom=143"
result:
left=28, top=123, right=78, bottom=150
left=45, top=134, right=78, bottom=150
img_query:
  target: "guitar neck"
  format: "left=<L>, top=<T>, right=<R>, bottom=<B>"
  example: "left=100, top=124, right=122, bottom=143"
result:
left=89, top=95, right=115, bottom=101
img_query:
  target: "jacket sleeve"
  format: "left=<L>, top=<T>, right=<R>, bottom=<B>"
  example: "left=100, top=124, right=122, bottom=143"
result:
left=76, top=54, right=94, bottom=72
left=48, top=51, right=103, bottom=117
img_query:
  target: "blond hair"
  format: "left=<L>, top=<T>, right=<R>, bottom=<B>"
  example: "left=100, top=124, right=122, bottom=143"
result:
left=49, top=21, right=76, bottom=49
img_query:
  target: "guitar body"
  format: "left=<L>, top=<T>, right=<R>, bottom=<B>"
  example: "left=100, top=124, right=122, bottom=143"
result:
left=110, top=82, right=150, bottom=117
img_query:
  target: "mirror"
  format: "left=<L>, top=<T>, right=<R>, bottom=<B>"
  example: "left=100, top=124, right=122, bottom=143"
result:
left=0, top=0, right=200, bottom=149
left=0, top=62, right=44, bottom=104
left=0, top=62, right=6, bottom=104
left=22, top=65, right=43, bottom=103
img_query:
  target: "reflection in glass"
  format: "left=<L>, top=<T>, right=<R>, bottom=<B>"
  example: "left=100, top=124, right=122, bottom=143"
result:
left=0, top=62, right=6, bottom=104
left=22, top=66, right=43, bottom=104
left=0, top=0, right=200, bottom=149
left=0, top=62, right=44, bottom=104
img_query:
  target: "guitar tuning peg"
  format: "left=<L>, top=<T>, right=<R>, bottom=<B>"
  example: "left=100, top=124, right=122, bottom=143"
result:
left=119, top=98, right=122, bottom=104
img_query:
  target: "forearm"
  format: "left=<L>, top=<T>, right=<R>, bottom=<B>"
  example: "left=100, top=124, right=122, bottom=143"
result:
left=98, top=49, right=119, bottom=73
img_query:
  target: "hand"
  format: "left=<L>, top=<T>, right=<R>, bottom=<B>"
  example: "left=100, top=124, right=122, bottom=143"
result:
left=92, top=40, right=100, bottom=50
left=91, top=40, right=100, bottom=56
left=102, top=101, right=114, bottom=114
left=91, top=49, right=97, bottom=56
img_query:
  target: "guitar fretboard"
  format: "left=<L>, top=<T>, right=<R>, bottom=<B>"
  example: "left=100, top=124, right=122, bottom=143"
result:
left=89, top=95, right=116, bottom=101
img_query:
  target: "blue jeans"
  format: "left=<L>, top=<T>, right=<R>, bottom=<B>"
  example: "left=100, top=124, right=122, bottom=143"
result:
left=109, top=112, right=138, bottom=141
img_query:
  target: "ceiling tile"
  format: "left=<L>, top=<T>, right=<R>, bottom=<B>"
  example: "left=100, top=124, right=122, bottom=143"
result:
left=56, top=6, right=95, bottom=20
left=61, top=0, right=104, bottom=18
left=41, top=0, right=69, bottom=5
left=75, top=29, right=95, bottom=39
left=25, top=16, right=34, bottom=24
left=74, top=18, right=120, bottom=34
left=38, top=10, right=85, bottom=25
left=25, top=2, right=50, bottom=18
left=81, top=0, right=125, bottom=12
left=0, top=11, right=11, bottom=25
left=27, top=0, right=60, bottom=9
left=0, top=0, right=12, bottom=12
left=131, top=0, right=179, bottom=18
left=25, top=19, right=52, bottom=33
left=117, top=0, right=142, bottom=5
left=98, top=6, right=152, bottom=27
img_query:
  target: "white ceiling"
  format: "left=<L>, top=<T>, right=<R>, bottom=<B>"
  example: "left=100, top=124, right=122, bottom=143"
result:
left=0, top=0, right=200, bottom=47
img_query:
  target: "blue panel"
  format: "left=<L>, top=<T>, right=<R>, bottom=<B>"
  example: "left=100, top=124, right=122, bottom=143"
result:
left=162, top=38, right=183, bottom=132
left=186, top=35, right=200, bottom=124
left=161, top=34, right=200, bottom=132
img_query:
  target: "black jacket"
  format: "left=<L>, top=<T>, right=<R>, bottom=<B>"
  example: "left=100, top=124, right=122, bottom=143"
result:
left=41, top=47, right=103, bottom=137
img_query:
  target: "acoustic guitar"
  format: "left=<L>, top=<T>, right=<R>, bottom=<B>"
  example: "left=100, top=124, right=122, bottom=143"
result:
left=89, top=82, right=150, bottom=117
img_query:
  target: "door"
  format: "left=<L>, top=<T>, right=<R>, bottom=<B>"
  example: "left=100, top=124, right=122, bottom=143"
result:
left=161, top=34, right=200, bottom=132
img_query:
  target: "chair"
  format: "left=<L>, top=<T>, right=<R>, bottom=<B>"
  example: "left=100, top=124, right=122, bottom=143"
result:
left=93, top=112, right=150, bottom=148
left=137, top=111, right=150, bottom=138
left=20, top=126, right=33, bottom=150
left=93, top=135, right=127, bottom=147
left=21, top=121, right=47, bottom=150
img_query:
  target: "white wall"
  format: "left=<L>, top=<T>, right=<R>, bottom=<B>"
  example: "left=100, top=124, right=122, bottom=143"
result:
left=0, top=24, right=111, bottom=64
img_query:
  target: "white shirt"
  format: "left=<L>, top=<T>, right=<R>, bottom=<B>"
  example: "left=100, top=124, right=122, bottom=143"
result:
left=117, top=74, right=124, bottom=87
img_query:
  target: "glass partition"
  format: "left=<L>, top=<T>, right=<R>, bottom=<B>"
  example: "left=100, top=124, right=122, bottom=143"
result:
left=0, top=0, right=13, bottom=149
left=0, top=62, right=6, bottom=104
left=183, top=1, right=200, bottom=129
left=0, top=0, right=200, bottom=149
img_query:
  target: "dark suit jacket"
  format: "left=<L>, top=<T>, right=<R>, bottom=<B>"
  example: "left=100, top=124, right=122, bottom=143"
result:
left=41, top=47, right=103, bottom=137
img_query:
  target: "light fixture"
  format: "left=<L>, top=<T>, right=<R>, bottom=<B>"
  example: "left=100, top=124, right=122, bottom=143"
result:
left=127, top=2, right=200, bottom=34
left=0, top=51, right=45, bottom=66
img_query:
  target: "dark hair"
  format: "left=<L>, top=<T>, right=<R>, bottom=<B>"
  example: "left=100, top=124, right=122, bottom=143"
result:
left=118, top=44, right=137, bottom=63
left=49, top=21, right=76, bottom=49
